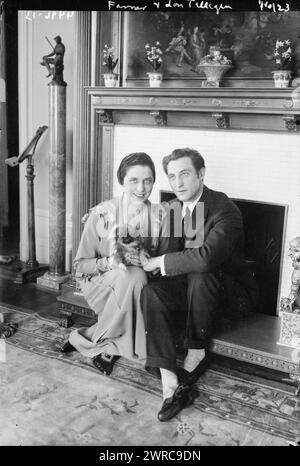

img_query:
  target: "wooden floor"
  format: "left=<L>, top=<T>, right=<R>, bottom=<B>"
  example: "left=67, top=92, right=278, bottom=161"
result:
left=0, top=275, right=299, bottom=393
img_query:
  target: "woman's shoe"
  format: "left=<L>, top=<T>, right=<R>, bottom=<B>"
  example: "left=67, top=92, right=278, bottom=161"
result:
left=59, top=340, right=76, bottom=353
left=92, top=353, right=119, bottom=376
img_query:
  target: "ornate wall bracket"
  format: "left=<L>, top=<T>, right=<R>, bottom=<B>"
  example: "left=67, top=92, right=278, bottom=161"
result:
left=97, top=109, right=113, bottom=124
left=282, top=115, right=300, bottom=132
left=212, top=112, right=229, bottom=129
left=150, top=110, right=167, bottom=126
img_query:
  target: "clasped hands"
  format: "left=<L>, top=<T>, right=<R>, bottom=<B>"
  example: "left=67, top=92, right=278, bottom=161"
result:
left=121, top=247, right=162, bottom=274
left=75, top=252, right=162, bottom=275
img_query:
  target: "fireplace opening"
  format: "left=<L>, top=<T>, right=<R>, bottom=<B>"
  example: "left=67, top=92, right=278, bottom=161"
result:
left=160, top=191, right=287, bottom=317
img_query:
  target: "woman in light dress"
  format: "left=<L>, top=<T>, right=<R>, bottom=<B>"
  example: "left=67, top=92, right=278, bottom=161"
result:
left=60, top=152, right=172, bottom=375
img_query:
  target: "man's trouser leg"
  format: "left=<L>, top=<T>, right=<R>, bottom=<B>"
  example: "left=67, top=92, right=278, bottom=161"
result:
left=184, top=271, right=222, bottom=350
left=142, top=271, right=223, bottom=374
left=141, top=276, right=187, bottom=375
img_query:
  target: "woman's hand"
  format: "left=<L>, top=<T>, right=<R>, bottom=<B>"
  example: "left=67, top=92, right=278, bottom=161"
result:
left=76, top=258, right=99, bottom=274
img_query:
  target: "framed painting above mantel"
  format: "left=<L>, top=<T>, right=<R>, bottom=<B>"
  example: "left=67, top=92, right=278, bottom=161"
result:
left=119, top=11, right=300, bottom=88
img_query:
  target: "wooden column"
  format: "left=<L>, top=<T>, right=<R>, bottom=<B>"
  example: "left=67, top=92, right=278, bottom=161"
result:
left=25, top=156, right=38, bottom=268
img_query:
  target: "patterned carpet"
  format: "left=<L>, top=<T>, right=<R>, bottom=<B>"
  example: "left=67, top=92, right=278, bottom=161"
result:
left=0, top=304, right=299, bottom=446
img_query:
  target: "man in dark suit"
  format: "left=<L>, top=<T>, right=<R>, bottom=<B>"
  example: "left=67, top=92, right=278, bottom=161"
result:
left=142, top=148, right=258, bottom=422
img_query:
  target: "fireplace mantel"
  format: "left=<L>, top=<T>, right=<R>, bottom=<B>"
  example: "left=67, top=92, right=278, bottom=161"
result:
left=87, top=87, right=300, bottom=133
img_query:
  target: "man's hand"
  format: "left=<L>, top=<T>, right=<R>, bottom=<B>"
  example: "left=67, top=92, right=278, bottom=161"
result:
left=123, top=251, right=142, bottom=267
left=143, top=256, right=161, bottom=273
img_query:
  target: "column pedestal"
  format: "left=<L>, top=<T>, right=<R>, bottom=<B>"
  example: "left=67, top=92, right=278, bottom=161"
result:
left=37, top=271, right=69, bottom=291
left=37, top=82, right=69, bottom=290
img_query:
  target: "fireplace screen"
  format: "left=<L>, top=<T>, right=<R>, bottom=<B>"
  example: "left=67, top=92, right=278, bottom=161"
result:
left=160, top=191, right=287, bottom=316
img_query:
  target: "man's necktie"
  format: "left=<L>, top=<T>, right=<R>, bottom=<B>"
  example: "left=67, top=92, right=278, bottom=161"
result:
left=182, top=205, right=196, bottom=249
left=183, top=206, right=192, bottom=240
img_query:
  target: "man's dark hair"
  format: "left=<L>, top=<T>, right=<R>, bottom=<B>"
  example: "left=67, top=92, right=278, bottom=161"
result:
left=117, top=152, right=156, bottom=185
left=162, top=148, right=205, bottom=175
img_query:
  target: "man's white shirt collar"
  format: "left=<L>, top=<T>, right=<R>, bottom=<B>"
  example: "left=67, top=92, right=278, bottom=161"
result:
left=182, top=190, right=203, bottom=217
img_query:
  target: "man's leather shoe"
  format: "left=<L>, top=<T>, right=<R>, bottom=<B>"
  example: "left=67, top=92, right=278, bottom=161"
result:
left=59, top=340, right=76, bottom=353
left=157, top=384, right=196, bottom=422
left=177, top=355, right=210, bottom=386
left=92, top=353, right=119, bottom=376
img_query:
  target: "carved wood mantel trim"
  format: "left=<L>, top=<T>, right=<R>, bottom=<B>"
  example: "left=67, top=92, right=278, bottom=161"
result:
left=87, top=87, right=300, bottom=124
left=212, top=112, right=229, bottom=129
left=282, top=115, right=300, bottom=132
left=149, top=110, right=167, bottom=126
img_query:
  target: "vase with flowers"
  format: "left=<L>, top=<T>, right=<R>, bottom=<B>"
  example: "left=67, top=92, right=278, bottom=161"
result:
left=272, top=40, right=293, bottom=88
left=103, top=44, right=118, bottom=87
left=196, top=47, right=233, bottom=87
left=145, top=42, right=163, bottom=87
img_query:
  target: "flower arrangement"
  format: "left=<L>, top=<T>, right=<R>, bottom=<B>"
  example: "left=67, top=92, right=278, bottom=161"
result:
left=197, top=47, right=233, bottom=87
left=273, top=40, right=292, bottom=70
left=145, top=42, right=163, bottom=71
left=199, top=49, right=232, bottom=66
left=103, top=45, right=118, bottom=73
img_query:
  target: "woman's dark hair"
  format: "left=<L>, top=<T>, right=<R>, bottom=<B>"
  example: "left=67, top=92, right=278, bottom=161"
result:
left=162, top=148, right=205, bottom=175
left=117, top=152, right=156, bottom=185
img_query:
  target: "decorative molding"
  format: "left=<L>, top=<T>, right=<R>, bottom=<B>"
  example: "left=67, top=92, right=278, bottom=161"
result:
left=97, top=109, right=113, bottom=124
left=112, top=12, right=122, bottom=87
left=282, top=115, right=300, bottom=132
left=100, top=124, right=115, bottom=201
left=182, top=98, right=199, bottom=105
left=91, top=11, right=101, bottom=87
left=149, top=97, right=158, bottom=106
left=72, top=11, right=92, bottom=259
left=283, top=99, right=294, bottom=110
left=86, top=88, right=300, bottom=134
left=244, top=100, right=257, bottom=107
left=212, top=112, right=229, bottom=129
left=211, top=340, right=299, bottom=374
left=150, top=110, right=167, bottom=126
left=59, top=301, right=96, bottom=318
left=277, top=309, right=300, bottom=349
left=212, top=98, right=222, bottom=107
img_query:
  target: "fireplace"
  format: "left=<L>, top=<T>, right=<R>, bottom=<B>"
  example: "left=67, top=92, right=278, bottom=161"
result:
left=160, top=190, right=287, bottom=316
left=59, top=86, right=300, bottom=378
left=232, top=199, right=287, bottom=316
left=71, top=87, right=300, bottom=320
